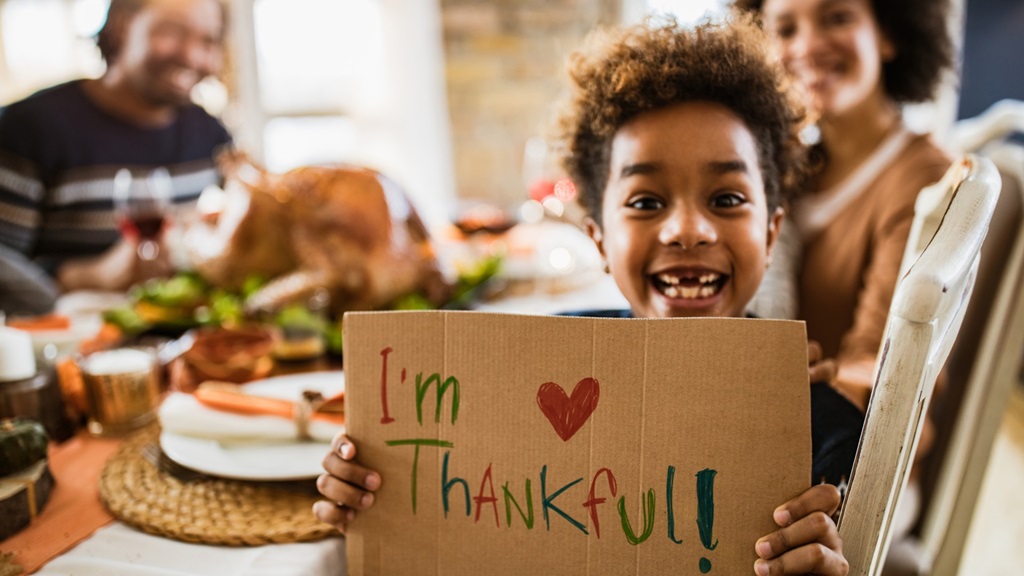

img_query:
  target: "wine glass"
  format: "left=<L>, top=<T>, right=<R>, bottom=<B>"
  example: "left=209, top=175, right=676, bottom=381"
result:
left=113, top=168, right=172, bottom=261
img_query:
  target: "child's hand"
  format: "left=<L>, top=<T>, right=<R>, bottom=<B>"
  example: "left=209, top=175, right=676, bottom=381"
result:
left=753, top=484, right=848, bottom=575
left=313, top=433, right=382, bottom=533
left=807, top=341, right=836, bottom=385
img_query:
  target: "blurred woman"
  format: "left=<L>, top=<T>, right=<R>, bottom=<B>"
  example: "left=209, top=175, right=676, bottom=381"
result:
left=736, top=0, right=955, bottom=409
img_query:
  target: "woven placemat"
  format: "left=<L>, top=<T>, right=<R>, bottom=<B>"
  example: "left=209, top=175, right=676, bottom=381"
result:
left=98, top=425, right=336, bottom=546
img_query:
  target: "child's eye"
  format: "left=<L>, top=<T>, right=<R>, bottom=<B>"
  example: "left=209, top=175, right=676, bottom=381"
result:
left=711, top=192, right=745, bottom=209
left=821, top=8, right=855, bottom=28
left=771, top=22, right=796, bottom=40
left=625, top=196, right=664, bottom=211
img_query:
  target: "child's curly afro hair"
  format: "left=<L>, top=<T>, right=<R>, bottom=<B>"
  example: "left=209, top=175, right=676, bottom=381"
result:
left=553, top=15, right=807, bottom=224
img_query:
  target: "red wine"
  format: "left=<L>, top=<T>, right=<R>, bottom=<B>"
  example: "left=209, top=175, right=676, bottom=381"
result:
left=118, top=214, right=166, bottom=240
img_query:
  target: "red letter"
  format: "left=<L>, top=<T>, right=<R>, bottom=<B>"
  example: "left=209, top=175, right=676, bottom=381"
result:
left=583, top=467, right=618, bottom=539
left=473, top=463, right=500, bottom=527
left=379, top=347, right=395, bottom=424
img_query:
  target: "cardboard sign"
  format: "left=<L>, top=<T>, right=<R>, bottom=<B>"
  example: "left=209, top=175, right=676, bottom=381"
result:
left=343, top=311, right=810, bottom=575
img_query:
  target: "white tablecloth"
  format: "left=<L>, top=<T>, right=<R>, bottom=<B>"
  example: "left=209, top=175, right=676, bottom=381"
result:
left=36, top=524, right=346, bottom=576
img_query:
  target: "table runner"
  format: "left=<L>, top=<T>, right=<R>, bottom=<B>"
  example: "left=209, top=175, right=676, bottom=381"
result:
left=0, top=431, right=121, bottom=574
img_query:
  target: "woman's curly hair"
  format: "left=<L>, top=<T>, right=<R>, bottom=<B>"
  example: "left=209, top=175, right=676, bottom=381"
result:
left=733, top=0, right=953, bottom=104
left=552, top=15, right=808, bottom=223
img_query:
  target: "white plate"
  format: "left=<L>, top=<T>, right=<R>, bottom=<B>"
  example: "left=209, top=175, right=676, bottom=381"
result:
left=159, top=371, right=344, bottom=481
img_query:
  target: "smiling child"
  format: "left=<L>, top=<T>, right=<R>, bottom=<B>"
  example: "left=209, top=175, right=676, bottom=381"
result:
left=316, top=16, right=861, bottom=576
left=580, top=100, right=782, bottom=318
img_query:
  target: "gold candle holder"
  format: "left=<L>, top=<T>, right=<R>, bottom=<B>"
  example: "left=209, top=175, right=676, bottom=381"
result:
left=77, top=348, right=160, bottom=436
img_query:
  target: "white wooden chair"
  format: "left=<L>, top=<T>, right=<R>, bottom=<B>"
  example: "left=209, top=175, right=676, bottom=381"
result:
left=836, top=154, right=1002, bottom=576
left=913, top=132, right=1024, bottom=573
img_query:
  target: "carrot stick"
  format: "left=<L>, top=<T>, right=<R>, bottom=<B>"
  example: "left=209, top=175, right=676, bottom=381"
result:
left=195, top=383, right=295, bottom=419
left=7, top=314, right=71, bottom=331
left=194, top=382, right=345, bottom=426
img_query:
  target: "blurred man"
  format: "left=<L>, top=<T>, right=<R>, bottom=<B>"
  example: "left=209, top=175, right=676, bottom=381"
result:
left=0, top=0, right=230, bottom=311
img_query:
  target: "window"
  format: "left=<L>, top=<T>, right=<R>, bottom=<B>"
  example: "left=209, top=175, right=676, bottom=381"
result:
left=238, top=0, right=385, bottom=172
left=253, top=0, right=382, bottom=117
left=0, top=0, right=106, bottom=103
left=228, top=0, right=455, bottom=229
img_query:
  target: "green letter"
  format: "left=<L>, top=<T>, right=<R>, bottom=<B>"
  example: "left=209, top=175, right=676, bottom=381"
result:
left=618, top=489, right=656, bottom=545
left=502, top=479, right=535, bottom=529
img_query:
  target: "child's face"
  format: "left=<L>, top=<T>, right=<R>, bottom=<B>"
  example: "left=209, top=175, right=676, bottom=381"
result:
left=586, top=101, right=783, bottom=319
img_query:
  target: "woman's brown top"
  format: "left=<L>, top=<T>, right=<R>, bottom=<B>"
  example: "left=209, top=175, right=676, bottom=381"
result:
left=799, top=133, right=952, bottom=404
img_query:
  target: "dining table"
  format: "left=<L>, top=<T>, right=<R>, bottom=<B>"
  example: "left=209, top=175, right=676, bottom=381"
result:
left=0, top=270, right=627, bottom=576
left=5, top=426, right=347, bottom=576
left=1, top=358, right=349, bottom=576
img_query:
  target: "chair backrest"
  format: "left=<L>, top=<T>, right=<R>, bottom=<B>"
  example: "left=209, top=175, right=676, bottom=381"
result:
left=916, top=140, right=1024, bottom=575
left=836, top=155, right=1001, bottom=576
left=948, top=99, right=1024, bottom=154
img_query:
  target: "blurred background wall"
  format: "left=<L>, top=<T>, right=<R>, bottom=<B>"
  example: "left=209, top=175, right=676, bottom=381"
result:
left=956, top=0, right=1024, bottom=122
left=439, top=0, right=619, bottom=209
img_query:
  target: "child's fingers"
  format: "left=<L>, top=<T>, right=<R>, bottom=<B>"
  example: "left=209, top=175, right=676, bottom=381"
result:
left=755, top=510, right=841, bottom=560
left=807, top=341, right=823, bottom=365
left=806, top=341, right=836, bottom=383
left=322, top=450, right=382, bottom=491
left=312, top=500, right=355, bottom=533
left=773, top=484, right=841, bottom=527
left=809, top=358, right=836, bottom=384
left=752, top=543, right=849, bottom=576
left=317, top=472, right=376, bottom=510
left=753, top=485, right=846, bottom=574
left=330, top=433, right=356, bottom=460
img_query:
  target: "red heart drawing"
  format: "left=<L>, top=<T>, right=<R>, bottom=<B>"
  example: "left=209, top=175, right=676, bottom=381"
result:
left=536, top=378, right=600, bottom=442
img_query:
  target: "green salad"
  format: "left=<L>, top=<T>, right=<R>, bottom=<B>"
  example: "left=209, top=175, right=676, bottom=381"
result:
left=103, top=253, right=503, bottom=354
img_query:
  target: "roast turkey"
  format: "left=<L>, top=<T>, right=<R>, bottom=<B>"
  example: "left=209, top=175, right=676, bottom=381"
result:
left=185, top=153, right=450, bottom=314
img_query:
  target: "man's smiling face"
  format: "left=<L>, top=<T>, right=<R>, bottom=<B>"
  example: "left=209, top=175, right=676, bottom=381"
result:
left=115, top=0, right=224, bottom=107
